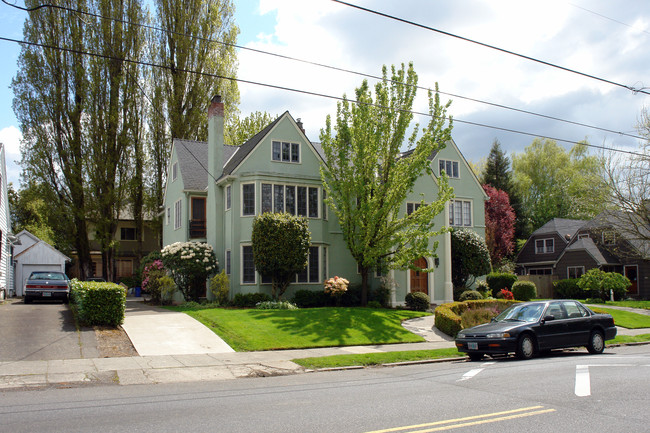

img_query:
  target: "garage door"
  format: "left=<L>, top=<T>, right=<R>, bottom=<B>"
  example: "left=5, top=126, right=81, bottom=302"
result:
left=18, top=264, right=64, bottom=296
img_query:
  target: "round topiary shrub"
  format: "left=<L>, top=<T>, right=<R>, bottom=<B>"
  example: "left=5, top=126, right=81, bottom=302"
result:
left=512, top=281, right=537, bottom=301
left=405, top=291, right=430, bottom=311
left=459, top=290, right=483, bottom=301
left=486, top=272, right=518, bottom=297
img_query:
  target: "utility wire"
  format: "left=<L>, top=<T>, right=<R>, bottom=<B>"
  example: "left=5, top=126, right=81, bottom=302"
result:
left=2, top=0, right=645, bottom=141
left=331, top=0, right=650, bottom=96
left=2, top=34, right=645, bottom=158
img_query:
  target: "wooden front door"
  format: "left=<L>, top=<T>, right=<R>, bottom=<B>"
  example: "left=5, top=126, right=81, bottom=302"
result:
left=624, top=265, right=638, bottom=295
left=410, top=257, right=429, bottom=295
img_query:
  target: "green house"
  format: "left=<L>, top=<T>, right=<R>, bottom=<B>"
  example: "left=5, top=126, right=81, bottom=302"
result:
left=162, top=96, right=488, bottom=305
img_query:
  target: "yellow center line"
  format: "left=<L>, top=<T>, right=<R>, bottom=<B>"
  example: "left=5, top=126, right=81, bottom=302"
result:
left=365, top=406, right=554, bottom=433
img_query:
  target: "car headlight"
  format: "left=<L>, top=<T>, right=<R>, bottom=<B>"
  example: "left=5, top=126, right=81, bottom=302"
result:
left=486, top=332, right=511, bottom=339
left=457, top=332, right=466, bottom=338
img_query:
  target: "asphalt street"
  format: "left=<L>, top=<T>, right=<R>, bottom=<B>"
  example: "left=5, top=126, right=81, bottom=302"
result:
left=1, top=345, right=647, bottom=433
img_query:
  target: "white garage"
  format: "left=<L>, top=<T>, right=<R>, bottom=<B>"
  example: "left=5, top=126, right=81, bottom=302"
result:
left=13, top=230, right=70, bottom=297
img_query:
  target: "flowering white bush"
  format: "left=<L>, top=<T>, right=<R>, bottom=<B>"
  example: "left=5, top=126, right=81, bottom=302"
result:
left=324, top=276, right=350, bottom=295
left=161, top=242, right=218, bottom=302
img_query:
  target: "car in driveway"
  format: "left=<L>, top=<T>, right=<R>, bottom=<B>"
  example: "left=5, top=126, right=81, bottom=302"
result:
left=23, top=271, right=71, bottom=304
left=455, top=300, right=617, bottom=360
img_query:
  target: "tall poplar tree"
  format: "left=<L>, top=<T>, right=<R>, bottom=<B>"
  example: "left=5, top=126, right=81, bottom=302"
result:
left=320, top=63, right=454, bottom=305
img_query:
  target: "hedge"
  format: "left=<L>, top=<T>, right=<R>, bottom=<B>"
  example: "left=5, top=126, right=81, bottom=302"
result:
left=434, top=299, right=519, bottom=337
left=553, top=278, right=582, bottom=299
left=70, top=279, right=126, bottom=327
left=486, top=272, right=518, bottom=297
left=512, top=281, right=537, bottom=301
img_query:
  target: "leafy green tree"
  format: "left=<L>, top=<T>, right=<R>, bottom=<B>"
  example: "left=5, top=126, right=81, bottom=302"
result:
left=450, top=229, right=491, bottom=289
left=512, top=138, right=608, bottom=232
left=8, top=182, right=57, bottom=246
left=577, top=268, right=630, bottom=301
left=225, top=111, right=277, bottom=146
left=320, top=63, right=454, bottom=305
left=251, top=213, right=311, bottom=300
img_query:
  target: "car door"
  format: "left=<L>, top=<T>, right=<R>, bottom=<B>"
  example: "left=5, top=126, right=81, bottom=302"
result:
left=536, top=302, right=570, bottom=349
left=562, top=301, right=592, bottom=346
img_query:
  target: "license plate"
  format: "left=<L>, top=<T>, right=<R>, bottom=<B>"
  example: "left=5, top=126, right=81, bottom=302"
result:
left=43, top=292, right=51, bottom=297
left=468, top=342, right=478, bottom=350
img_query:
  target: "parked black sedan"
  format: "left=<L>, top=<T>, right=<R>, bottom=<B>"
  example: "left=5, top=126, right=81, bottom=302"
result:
left=455, top=300, right=617, bottom=360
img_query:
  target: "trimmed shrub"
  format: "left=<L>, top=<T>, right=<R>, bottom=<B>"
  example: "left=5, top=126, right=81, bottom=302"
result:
left=512, top=281, right=537, bottom=301
left=578, top=269, right=630, bottom=301
left=459, top=290, right=483, bottom=301
left=232, top=292, right=271, bottom=308
left=486, top=272, right=518, bottom=297
left=461, top=305, right=500, bottom=329
left=341, top=283, right=362, bottom=307
left=209, top=270, right=230, bottom=306
left=69, top=279, right=126, bottom=327
left=553, top=279, right=582, bottom=299
left=586, top=297, right=606, bottom=304
left=405, top=291, right=430, bottom=311
left=292, top=290, right=329, bottom=308
left=434, top=299, right=519, bottom=337
left=367, top=300, right=382, bottom=309
left=451, top=229, right=491, bottom=289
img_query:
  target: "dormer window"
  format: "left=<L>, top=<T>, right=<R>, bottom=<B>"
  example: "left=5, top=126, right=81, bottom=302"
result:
left=272, top=141, right=299, bottom=163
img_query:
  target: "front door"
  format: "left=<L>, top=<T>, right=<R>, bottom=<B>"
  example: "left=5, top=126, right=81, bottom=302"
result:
left=410, top=257, right=429, bottom=296
left=624, top=265, right=638, bottom=295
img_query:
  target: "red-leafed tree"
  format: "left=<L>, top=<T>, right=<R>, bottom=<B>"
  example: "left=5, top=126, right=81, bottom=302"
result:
left=483, top=185, right=515, bottom=265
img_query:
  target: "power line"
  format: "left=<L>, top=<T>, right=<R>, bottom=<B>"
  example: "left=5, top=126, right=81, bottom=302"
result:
left=2, top=0, right=644, bottom=142
left=331, top=0, right=650, bottom=96
left=2, top=34, right=645, bottom=158
left=569, top=2, right=650, bottom=37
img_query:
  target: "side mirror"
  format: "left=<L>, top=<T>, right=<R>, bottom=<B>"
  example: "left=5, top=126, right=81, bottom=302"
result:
left=543, top=315, right=555, bottom=323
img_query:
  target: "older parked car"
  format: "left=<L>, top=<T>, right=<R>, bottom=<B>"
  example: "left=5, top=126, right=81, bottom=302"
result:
left=455, top=300, right=617, bottom=360
left=23, top=271, right=71, bottom=304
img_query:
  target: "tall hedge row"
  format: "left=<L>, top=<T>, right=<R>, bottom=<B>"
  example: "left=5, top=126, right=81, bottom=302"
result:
left=434, top=299, right=519, bottom=337
left=70, top=280, right=126, bottom=327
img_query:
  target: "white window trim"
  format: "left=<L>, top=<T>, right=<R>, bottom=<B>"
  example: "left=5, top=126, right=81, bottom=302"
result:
left=567, top=266, right=585, bottom=279
left=602, top=231, right=616, bottom=246
left=439, top=159, right=460, bottom=179
left=406, top=202, right=422, bottom=216
left=578, top=233, right=589, bottom=240
left=166, top=207, right=171, bottom=226
left=260, top=182, right=320, bottom=219
left=535, top=238, right=554, bottom=254
left=241, top=183, right=256, bottom=217
left=241, top=244, right=256, bottom=285
left=259, top=245, right=323, bottom=284
left=271, top=140, right=301, bottom=164
left=174, top=199, right=182, bottom=230
left=172, top=162, right=178, bottom=181
left=528, top=267, right=553, bottom=275
left=449, top=199, right=472, bottom=227
left=120, top=227, right=140, bottom=241
left=225, top=185, right=231, bottom=211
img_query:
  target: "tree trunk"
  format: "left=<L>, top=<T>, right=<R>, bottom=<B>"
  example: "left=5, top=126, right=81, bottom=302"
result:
left=360, top=266, right=369, bottom=306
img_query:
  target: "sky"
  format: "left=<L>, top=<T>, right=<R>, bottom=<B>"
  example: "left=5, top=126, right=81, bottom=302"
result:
left=1, top=0, right=649, bottom=187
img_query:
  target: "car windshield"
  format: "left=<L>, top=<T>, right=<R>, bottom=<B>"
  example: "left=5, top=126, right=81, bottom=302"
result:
left=29, top=272, right=67, bottom=281
left=494, top=304, right=544, bottom=323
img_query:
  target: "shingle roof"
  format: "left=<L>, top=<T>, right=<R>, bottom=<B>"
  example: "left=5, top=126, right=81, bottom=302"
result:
left=174, top=139, right=238, bottom=190
left=564, top=237, right=617, bottom=265
left=532, top=218, right=588, bottom=238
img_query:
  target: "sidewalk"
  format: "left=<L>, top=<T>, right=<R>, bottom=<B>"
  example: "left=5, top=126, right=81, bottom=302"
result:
left=0, top=300, right=456, bottom=390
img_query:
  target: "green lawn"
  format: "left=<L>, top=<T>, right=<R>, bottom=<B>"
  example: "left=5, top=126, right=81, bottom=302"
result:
left=589, top=306, right=650, bottom=329
left=293, top=348, right=463, bottom=369
left=167, top=306, right=429, bottom=351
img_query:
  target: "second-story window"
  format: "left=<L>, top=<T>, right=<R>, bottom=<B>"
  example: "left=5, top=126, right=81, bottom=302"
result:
left=535, top=238, right=554, bottom=254
left=242, top=184, right=255, bottom=216
left=272, top=141, right=300, bottom=163
left=407, top=202, right=421, bottom=215
left=449, top=200, right=471, bottom=226
left=439, top=160, right=459, bottom=178
left=261, top=183, right=319, bottom=218
left=172, top=162, right=178, bottom=181
left=120, top=227, right=137, bottom=241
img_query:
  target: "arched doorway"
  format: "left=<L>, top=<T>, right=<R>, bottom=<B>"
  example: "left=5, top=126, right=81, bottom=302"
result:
left=410, top=257, right=429, bottom=296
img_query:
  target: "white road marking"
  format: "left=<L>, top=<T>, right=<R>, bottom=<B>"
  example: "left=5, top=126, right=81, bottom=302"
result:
left=575, top=364, right=637, bottom=397
left=458, top=362, right=495, bottom=381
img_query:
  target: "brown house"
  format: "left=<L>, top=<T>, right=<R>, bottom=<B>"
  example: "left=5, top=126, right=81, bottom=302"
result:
left=516, top=214, right=650, bottom=299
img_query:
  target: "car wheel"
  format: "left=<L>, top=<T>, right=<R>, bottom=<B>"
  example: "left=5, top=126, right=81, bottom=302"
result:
left=516, top=334, right=535, bottom=360
left=468, top=352, right=484, bottom=361
left=587, top=331, right=605, bottom=354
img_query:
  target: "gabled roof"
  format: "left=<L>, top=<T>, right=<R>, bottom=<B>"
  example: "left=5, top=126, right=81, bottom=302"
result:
left=219, top=112, right=287, bottom=179
left=14, top=230, right=71, bottom=262
left=173, top=139, right=238, bottom=190
left=531, top=218, right=588, bottom=239
left=561, top=237, right=617, bottom=266
left=584, top=210, right=650, bottom=258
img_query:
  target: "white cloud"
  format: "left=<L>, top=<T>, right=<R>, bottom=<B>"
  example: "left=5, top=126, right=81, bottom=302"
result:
left=0, top=126, right=23, bottom=186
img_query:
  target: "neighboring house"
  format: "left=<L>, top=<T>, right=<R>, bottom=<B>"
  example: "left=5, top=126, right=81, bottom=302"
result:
left=13, top=230, right=70, bottom=297
left=68, top=215, right=161, bottom=282
left=161, top=96, right=487, bottom=305
left=516, top=214, right=650, bottom=299
left=0, top=143, right=16, bottom=299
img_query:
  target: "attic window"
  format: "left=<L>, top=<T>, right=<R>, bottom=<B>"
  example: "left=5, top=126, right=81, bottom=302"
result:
left=535, top=238, right=554, bottom=254
left=272, top=141, right=300, bottom=163
left=439, top=160, right=459, bottom=178
left=602, top=231, right=616, bottom=246
left=172, top=162, right=178, bottom=181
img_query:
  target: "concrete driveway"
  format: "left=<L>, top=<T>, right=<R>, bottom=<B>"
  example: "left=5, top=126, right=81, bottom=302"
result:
left=0, top=299, right=98, bottom=361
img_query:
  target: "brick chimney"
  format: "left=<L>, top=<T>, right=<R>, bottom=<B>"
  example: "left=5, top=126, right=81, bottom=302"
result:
left=208, top=95, right=224, bottom=179
left=296, top=118, right=305, bottom=134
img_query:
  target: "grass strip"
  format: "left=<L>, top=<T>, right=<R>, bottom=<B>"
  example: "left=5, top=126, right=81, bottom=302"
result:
left=293, top=348, right=463, bottom=369
left=611, top=334, right=650, bottom=344
left=590, top=307, right=650, bottom=329
left=166, top=306, right=429, bottom=351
